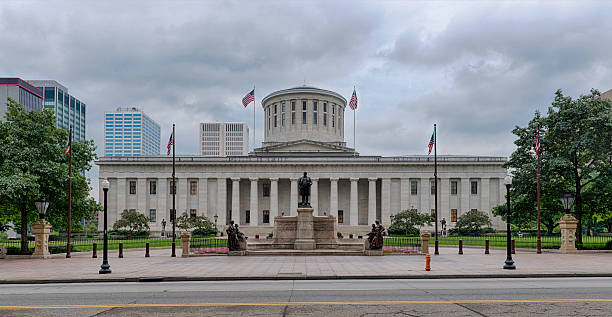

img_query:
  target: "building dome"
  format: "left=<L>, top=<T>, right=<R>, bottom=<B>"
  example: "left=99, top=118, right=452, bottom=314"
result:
left=261, top=86, right=347, bottom=148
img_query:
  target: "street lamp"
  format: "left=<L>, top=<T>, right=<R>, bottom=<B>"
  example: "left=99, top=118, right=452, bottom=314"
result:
left=213, top=214, right=218, bottom=236
left=503, top=175, right=515, bottom=270
left=35, top=198, right=49, bottom=220
left=561, top=191, right=575, bottom=213
left=99, top=179, right=111, bottom=274
left=390, top=214, right=395, bottom=224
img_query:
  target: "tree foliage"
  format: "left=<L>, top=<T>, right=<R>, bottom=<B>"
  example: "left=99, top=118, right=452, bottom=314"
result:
left=388, top=210, right=434, bottom=235
left=450, top=210, right=492, bottom=235
left=112, top=209, right=150, bottom=235
left=0, top=100, right=100, bottom=252
left=176, top=212, right=217, bottom=235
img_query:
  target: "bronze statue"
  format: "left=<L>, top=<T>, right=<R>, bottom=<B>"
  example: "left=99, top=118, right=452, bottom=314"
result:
left=226, top=220, right=247, bottom=251
left=367, top=220, right=385, bottom=250
left=298, top=172, right=312, bottom=207
left=161, top=219, right=167, bottom=237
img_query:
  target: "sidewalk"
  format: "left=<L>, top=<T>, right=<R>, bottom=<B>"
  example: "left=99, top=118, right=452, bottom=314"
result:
left=1, top=247, right=611, bottom=284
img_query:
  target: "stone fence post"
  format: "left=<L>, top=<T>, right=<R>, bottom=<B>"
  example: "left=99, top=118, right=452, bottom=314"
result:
left=32, top=219, right=52, bottom=259
left=558, top=214, right=578, bottom=253
left=181, top=231, right=192, bottom=257
left=420, top=230, right=431, bottom=254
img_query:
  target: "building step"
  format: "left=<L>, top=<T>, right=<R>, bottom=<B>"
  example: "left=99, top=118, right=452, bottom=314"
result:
left=245, top=249, right=364, bottom=256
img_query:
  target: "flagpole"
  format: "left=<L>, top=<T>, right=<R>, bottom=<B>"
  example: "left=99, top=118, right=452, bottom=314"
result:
left=66, top=126, right=72, bottom=258
left=353, top=86, right=356, bottom=151
left=253, top=85, right=256, bottom=151
left=171, top=124, right=176, bottom=257
left=536, top=124, right=542, bottom=254
left=433, top=124, right=439, bottom=255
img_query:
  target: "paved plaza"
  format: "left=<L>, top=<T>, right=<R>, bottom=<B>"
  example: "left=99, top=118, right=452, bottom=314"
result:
left=2, top=247, right=612, bottom=283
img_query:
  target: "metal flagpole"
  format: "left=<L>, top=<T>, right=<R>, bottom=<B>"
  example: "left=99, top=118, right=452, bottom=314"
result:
left=253, top=85, right=256, bottom=150
left=353, top=86, right=356, bottom=150
left=434, top=124, right=439, bottom=255
left=67, top=126, right=72, bottom=258
left=536, top=124, right=542, bottom=254
left=171, top=124, right=176, bottom=257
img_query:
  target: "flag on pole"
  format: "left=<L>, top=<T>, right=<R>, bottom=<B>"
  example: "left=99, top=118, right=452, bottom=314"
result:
left=65, top=132, right=71, bottom=155
left=349, top=88, right=358, bottom=110
left=167, top=131, right=174, bottom=155
left=427, top=132, right=435, bottom=155
left=533, top=131, right=541, bottom=153
left=242, top=89, right=255, bottom=107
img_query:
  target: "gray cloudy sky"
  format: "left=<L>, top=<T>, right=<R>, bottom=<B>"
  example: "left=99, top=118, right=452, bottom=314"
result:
left=1, top=1, right=611, bottom=200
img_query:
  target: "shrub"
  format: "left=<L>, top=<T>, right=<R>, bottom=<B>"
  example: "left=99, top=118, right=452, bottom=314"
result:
left=337, top=232, right=344, bottom=239
left=267, top=232, right=273, bottom=239
left=389, top=210, right=434, bottom=235
left=176, top=212, right=217, bottom=236
left=451, top=210, right=492, bottom=235
left=113, top=209, right=150, bottom=235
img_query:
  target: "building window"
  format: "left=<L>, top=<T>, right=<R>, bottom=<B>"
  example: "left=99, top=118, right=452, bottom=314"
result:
left=410, top=180, right=418, bottom=195
left=263, top=210, right=270, bottom=224
left=431, top=180, right=436, bottom=195
left=150, top=181, right=157, bottom=195
left=274, top=104, right=277, bottom=128
left=323, top=102, right=327, bottom=126
left=471, top=181, right=478, bottom=195
left=450, top=181, right=458, bottom=195
left=262, top=183, right=270, bottom=197
left=149, top=209, right=156, bottom=222
left=302, top=101, right=307, bottom=124
left=190, top=181, right=197, bottom=195
left=129, top=181, right=136, bottom=195
left=169, top=180, right=176, bottom=195
left=291, top=101, right=296, bottom=124
left=245, top=210, right=250, bottom=224
left=332, top=105, right=335, bottom=128
left=267, top=109, right=270, bottom=131
left=338, top=210, right=343, bottom=224
left=431, top=209, right=436, bottom=217
left=451, top=209, right=457, bottom=222
left=313, top=101, right=318, bottom=124
left=281, top=102, right=286, bottom=126
left=190, top=209, right=197, bottom=218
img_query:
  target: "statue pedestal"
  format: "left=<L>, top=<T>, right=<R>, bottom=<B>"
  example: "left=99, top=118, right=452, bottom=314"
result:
left=180, top=231, right=191, bottom=257
left=559, top=214, right=578, bottom=253
left=295, top=207, right=315, bottom=250
left=32, top=220, right=52, bottom=259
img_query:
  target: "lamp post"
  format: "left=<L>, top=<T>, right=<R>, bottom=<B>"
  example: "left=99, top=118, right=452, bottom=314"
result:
left=503, top=175, right=515, bottom=269
left=390, top=214, right=395, bottom=225
left=34, top=198, right=49, bottom=220
left=99, top=179, right=111, bottom=274
left=213, top=214, right=218, bottom=236
left=561, top=191, right=575, bottom=214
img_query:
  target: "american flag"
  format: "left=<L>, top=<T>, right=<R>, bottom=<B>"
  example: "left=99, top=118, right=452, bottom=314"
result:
left=167, top=131, right=174, bottom=155
left=349, top=88, right=358, bottom=110
left=533, top=131, right=541, bottom=154
left=65, top=128, right=72, bottom=155
left=427, top=132, right=435, bottom=155
left=242, top=89, right=254, bottom=107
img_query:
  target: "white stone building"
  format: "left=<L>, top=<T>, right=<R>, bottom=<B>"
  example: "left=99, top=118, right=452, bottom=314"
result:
left=97, top=86, right=508, bottom=235
left=200, top=122, right=249, bottom=156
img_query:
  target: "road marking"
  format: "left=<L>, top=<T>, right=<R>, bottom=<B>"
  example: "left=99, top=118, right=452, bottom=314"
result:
left=2, top=299, right=612, bottom=309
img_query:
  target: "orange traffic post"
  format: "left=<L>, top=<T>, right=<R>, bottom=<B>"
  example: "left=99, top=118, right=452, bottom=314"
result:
left=425, top=253, right=431, bottom=271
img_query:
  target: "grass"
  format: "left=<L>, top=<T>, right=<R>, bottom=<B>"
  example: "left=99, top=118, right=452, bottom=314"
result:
left=385, top=235, right=612, bottom=250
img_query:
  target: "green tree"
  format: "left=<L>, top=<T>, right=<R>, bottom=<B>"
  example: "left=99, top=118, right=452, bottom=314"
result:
left=0, top=100, right=100, bottom=253
left=112, top=209, right=150, bottom=235
left=388, top=210, right=434, bottom=235
left=176, top=212, right=217, bottom=235
left=545, top=89, right=612, bottom=244
left=451, top=210, right=492, bottom=235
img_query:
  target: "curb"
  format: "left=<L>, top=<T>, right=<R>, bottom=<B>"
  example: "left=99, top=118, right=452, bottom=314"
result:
left=2, top=273, right=612, bottom=284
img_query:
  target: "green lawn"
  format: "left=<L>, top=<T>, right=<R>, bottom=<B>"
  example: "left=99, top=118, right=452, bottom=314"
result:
left=385, top=235, right=612, bottom=250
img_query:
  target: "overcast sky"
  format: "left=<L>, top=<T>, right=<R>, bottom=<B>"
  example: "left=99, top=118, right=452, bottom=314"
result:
left=1, top=1, right=611, bottom=200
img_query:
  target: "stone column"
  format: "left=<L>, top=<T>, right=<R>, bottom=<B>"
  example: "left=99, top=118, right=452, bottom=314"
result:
left=350, top=178, right=359, bottom=226
left=270, top=178, right=279, bottom=225
left=368, top=177, right=377, bottom=225
left=158, top=178, right=167, bottom=226
left=381, top=178, right=391, bottom=226
left=116, top=178, right=127, bottom=224
left=198, top=178, right=208, bottom=217
left=217, top=178, right=227, bottom=226
left=420, top=230, right=431, bottom=254
left=330, top=177, right=339, bottom=220
left=481, top=178, right=490, bottom=214
left=180, top=231, right=191, bottom=257
left=461, top=178, right=470, bottom=214
left=178, top=178, right=188, bottom=217
left=400, top=178, right=410, bottom=212
left=290, top=177, right=298, bottom=216
left=559, top=214, right=578, bottom=253
left=32, top=219, right=52, bottom=259
left=311, top=178, right=319, bottom=214
left=420, top=177, right=430, bottom=215
left=137, top=178, right=147, bottom=215
left=231, top=177, right=240, bottom=224
left=250, top=177, right=259, bottom=226
left=440, top=178, right=450, bottom=226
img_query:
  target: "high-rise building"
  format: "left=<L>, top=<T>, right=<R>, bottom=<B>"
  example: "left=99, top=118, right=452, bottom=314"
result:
left=28, top=80, right=87, bottom=142
left=0, top=78, right=43, bottom=120
left=200, top=122, right=249, bottom=156
left=104, top=107, right=161, bottom=157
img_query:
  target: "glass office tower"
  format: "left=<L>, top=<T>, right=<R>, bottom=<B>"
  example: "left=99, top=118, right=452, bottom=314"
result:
left=28, top=80, right=87, bottom=142
left=104, top=107, right=161, bottom=157
left=0, top=78, right=43, bottom=120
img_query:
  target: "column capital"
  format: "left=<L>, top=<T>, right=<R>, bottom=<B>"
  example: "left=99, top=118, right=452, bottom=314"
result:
left=270, top=177, right=279, bottom=182
left=290, top=178, right=298, bottom=182
left=350, top=177, right=359, bottom=182
left=231, top=177, right=240, bottom=182
left=368, top=177, right=377, bottom=182
left=311, top=177, right=319, bottom=182
left=249, top=177, right=259, bottom=182
left=330, top=177, right=339, bottom=182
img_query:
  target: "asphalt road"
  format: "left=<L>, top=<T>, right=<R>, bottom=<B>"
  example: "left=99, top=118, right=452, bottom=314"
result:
left=1, top=277, right=611, bottom=316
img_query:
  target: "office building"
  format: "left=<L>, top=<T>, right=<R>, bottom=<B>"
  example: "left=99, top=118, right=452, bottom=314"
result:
left=28, top=80, right=87, bottom=142
left=0, top=77, right=42, bottom=120
left=104, top=107, right=161, bottom=157
left=200, top=122, right=249, bottom=156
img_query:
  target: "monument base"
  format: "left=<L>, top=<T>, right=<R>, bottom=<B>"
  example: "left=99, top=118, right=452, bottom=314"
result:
left=364, top=249, right=383, bottom=256
left=294, top=239, right=316, bottom=250
left=228, top=251, right=246, bottom=256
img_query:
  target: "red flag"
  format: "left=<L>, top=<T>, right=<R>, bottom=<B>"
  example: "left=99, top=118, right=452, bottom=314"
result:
left=242, top=89, right=254, bottom=107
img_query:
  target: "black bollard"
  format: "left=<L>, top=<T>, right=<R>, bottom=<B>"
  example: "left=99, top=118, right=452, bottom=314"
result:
left=145, top=242, right=150, bottom=257
left=485, top=239, right=490, bottom=254
left=118, top=243, right=123, bottom=258
left=511, top=239, right=516, bottom=254
left=92, top=243, right=98, bottom=258
left=458, top=239, right=463, bottom=255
